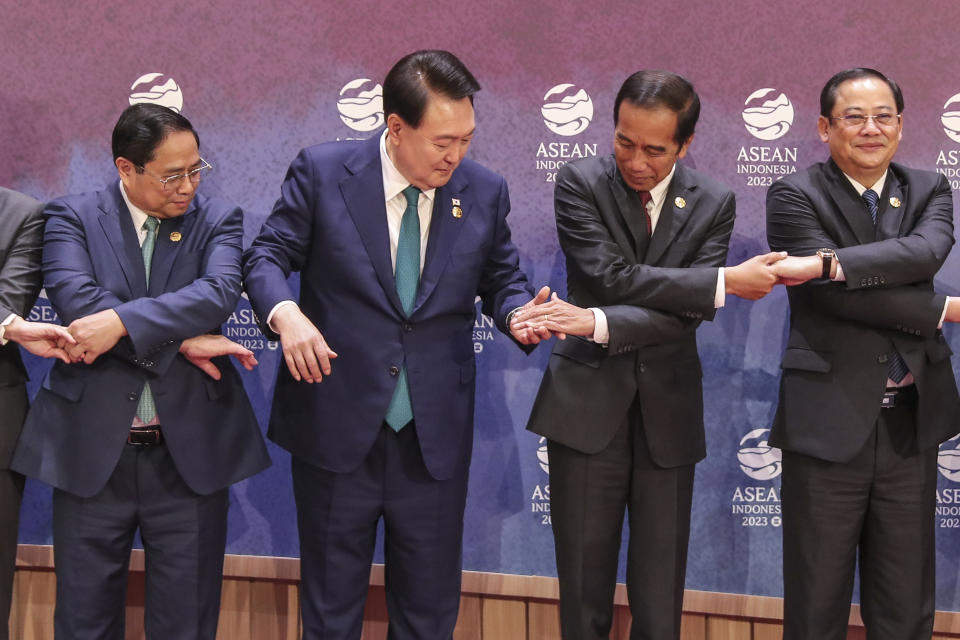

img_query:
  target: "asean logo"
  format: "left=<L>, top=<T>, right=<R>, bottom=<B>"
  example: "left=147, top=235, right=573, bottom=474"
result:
left=129, top=73, right=184, bottom=113
left=541, top=84, right=593, bottom=136
left=737, top=428, right=782, bottom=480
left=337, top=79, right=384, bottom=132
left=742, top=89, right=794, bottom=141
left=939, top=434, right=960, bottom=481
left=537, top=436, right=549, bottom=474
left=941, top=94, right=960, bottom=144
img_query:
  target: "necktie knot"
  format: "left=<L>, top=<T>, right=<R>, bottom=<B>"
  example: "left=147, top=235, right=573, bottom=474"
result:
left=638, top=191, right=652, bottom=208
left=862, top=189, right=879, bottom=223
left=402, top=185, right=421, bottom=208
left=143, top=216, right=159, bottom=233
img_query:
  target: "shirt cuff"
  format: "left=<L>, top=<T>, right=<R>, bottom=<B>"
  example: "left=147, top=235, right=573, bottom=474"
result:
left=266, top=300, right=298, bottom=333
left=590, top=307, right=609, bottom=344
left=940, top=297, right=951, bottom=330
left=715, top=268, right=725, bottom=309
left=0, top=313, right=17, bottom=346
left=833, top=260, right=845, bottom=282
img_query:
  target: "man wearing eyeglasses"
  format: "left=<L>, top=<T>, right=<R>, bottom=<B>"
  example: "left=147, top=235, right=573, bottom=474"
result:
left=767, top=68, right=960, bottom=640
left=11, top=103, right=270, bottom=639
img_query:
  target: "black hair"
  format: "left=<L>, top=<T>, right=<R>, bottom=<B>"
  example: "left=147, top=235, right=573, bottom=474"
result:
left=382, top=50, right=481, bottom=127
left=613, top=70, right=700, bottom=147
left=820, top=68, right=904, bottom=117
left=111, top=103, right=199, bottom=166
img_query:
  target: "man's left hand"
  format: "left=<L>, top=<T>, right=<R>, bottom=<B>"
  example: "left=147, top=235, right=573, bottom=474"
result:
left=66, top=309, right=127, bottom=364
left=510, top=292, right=595, bottom=339
left=180, top=334, right=258, bottom=380
left=509, top=286, right=556, bottom=345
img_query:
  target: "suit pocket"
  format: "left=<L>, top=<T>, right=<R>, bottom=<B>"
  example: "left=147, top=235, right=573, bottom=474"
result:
left=926, top=339, right=953, bottom=363
left=552, top=336, right=605, bottom=369
left=41, top=365, right=85, bottom=402
left=780, top=347, right=832, bottom=373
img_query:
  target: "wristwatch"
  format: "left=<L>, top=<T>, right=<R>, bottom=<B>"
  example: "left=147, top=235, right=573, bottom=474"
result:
left=816, top=248, right=836, bottom=279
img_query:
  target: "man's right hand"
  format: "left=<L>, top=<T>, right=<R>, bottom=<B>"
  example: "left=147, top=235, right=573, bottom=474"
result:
left=725, top=252, right=787, bottom=300
left=272, top=304, right=338, bottom=383
left=4, top=317, right=76, bottom=363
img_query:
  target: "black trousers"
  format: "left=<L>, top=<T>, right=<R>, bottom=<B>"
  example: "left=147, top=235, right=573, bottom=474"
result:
left=53, top=441, right=228, bottom=640
left=782, top=387, right=937, bottom=640
left=548, top=400, right=695, bottom=640
left=293, top=422, right=470, bottom=640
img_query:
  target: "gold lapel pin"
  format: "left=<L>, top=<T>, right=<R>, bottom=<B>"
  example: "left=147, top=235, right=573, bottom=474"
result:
left=889, top=197, right=901, bottom=208
left=170, top=231, right=182, bottom=242
left=452, top=198, right=463, bottom=218
left=674, top=197, right=686, bottom=209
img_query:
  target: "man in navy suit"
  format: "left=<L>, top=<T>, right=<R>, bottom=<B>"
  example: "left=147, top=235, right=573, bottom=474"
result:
left=243, top=50, right=548, bottom=639
left=12, top=104, right=270, bottom=639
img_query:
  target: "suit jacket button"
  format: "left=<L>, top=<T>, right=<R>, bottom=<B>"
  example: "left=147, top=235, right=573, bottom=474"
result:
left=861, top=279, right=868, bottom=286
left=639, top=363, right=646, bottom=373
left=389, top=366, right=400, bottom=376
left=127, top=392, right=138, bottom=401
left=144, top=360, right=154, bottom=368
left=403, top=323, right=412, bottom=332
left=878, top=354, right=888, bottom=364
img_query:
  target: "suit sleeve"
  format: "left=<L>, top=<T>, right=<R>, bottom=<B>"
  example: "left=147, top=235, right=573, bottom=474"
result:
left=0, top=197, right=43, bottom=320
left=555, top=161, right=723, bottom=315
left=242, top=148, right=316, bottom=339
left=43, top=200, right=244, bottom=371
left=766, top=174, right=954, bottom=289
left=766, top=179, right=946, bottom=335
left=477, top=177, right=535, bottom=339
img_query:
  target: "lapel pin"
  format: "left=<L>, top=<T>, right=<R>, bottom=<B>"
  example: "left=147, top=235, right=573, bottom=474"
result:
left=674, top=196, right=686, bottom=209
left=889, top=197, right=901, bottom=208
left=169, top=231, right=182, bottom=242
left=452, top=198, right=463, bottom=218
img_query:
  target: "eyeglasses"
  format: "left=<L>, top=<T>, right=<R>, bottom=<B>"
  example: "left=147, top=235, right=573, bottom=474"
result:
left=829, top=113, right=901, bottom=129
left=136, top=158, right=213, bottom=191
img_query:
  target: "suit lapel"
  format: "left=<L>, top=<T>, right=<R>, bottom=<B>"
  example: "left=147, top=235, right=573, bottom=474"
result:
left=647, top=164, right=696, bottom=265
left=605, top=159, right=644, bottom=263
left=415, top=176, right=468, bottom=311
left=98, top=183, right=146, bottom=297
left=878, top=171, right=907, bottom=240
left=823, top=160, right=875, bottom=245
left=148, top=210, right=194, bottom=295
left=340, top=136, right=405, bottom=315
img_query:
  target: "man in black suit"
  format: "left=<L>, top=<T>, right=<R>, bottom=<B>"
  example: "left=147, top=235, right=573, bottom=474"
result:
left=767, top=68, right=960, bottom=640
left=0, top=187, right=75, bottom=639
left=516, top=70, right=793, bottom=639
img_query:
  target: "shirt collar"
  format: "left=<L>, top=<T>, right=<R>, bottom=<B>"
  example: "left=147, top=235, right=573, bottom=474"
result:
left=843, top=170, right=888, bottom=198
left=119, top=180, right=151, bottom=231
left=647, top=163, right=677, bottom=209
left=379, top=130, right=436, bottom=204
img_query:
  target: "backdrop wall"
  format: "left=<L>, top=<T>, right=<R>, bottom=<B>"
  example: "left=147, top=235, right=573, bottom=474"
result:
left=4, top=0, right=960, bottom=611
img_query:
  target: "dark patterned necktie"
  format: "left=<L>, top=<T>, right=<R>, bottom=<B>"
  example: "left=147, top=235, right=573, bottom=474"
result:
left=863, top=189, right=909, bottom=383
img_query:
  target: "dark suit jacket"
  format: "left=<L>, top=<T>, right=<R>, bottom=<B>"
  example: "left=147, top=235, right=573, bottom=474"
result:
left=527, top=155, right=735, bottom=468
left=243, top=134, right=534, bottom=481
left=0, top=188, right=43, bottom=469
left=12, top=183, right=270, bottom=497
left=766, top=159, right=960, bottom=462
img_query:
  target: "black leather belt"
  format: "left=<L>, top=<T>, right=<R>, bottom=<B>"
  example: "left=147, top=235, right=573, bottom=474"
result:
left=127, top=426, right=163, bottom=446
left=881, top=385, right=917, bottom=409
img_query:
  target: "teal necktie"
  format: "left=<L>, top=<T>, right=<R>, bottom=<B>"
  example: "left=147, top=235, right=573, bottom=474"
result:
left=136, top=216, right=160, bottom=423
left=384, top=186, right=421, bottom=431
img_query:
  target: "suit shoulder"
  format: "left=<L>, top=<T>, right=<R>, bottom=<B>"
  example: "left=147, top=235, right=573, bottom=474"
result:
left=0, top=187, right=42, bottom=220
left=556, top=155, right=608, bottom=183
left=190, top=193, right=242, bottom=225
left=889, top=162, right=946, bottom=194
left=455, top=157, right=506, bottom=189
left=678, top=165, right=734, bottom=199
left=766, top=161, right=828, bottom=196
